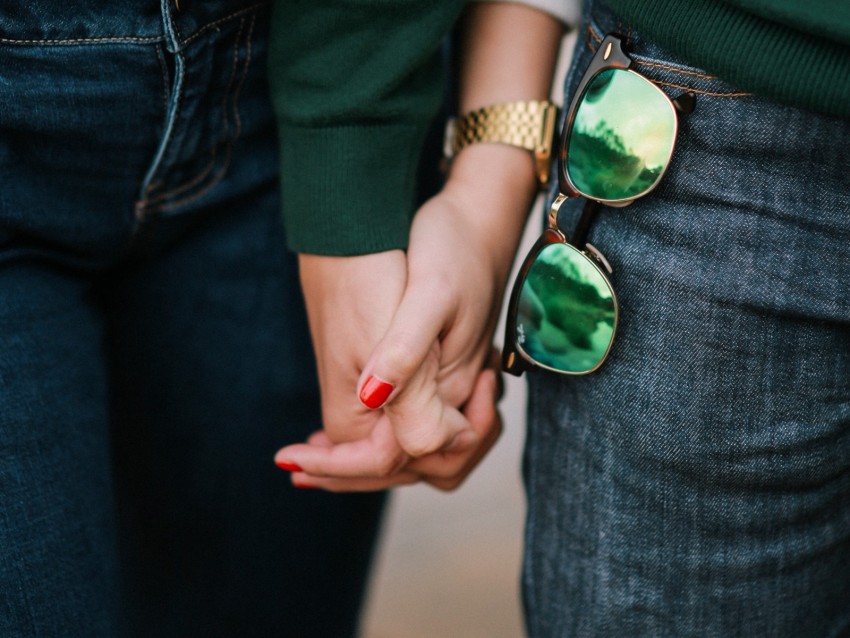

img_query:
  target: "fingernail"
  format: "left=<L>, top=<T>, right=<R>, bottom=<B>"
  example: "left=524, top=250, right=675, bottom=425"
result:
left=275, top=460, right=303, bottom=472
left=293, top=482, right=316, bottom=490
left=359, top=375, right=394, bottom=410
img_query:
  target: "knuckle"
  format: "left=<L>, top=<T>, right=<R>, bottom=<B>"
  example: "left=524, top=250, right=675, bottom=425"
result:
left=380, top=336, right=420, bottom=379
left=428, top=476, right=464, bottom=492
left=438, top=369, right=477, bottom=408
left=399, top=429, right=446, bottom=458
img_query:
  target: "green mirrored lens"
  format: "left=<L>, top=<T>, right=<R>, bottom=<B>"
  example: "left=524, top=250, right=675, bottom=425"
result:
left=516, top=242, right=617, bottom=374
left=567, top=68, right=676, bottom=201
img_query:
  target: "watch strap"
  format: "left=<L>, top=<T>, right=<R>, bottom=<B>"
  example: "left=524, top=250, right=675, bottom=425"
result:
left=443, top=100, right=559, bottom=188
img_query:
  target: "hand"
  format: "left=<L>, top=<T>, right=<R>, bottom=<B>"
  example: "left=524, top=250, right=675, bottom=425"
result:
left=357, top=144, right=537, bottom=456
left=296, top=250, right=407, bottom=449
left=276, top=361, right=503, bottom=492
left=345, top=0, right=561, bottom=459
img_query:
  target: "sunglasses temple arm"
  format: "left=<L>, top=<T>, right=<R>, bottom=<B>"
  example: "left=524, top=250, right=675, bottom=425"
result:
left=571, top=199, right=601, bottom=250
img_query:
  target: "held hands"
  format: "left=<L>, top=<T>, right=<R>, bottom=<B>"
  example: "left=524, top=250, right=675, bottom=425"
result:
left=276, top=145, right=538, bottom=491
left=278, top=354, right=504, bottom=492
left=283, top=248, right=494, bottom=491
left=275, top=2, right=561, bottom=491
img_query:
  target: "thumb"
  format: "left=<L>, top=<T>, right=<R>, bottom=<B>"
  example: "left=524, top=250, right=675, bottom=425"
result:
left=357, top=280, right=451, bottom=410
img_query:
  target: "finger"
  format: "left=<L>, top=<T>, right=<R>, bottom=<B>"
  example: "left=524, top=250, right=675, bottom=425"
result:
left=427, top=372, right=503, bottom=490
left=487, top=346, right=506, bottom=402
left=425, top=411, right=501, bottom=490
left=408, top=368, right=503, bottom=489
left=356, top=279, right=453, bottom=411
left=289, top=470, right=422, bottom=493
left=407, top=367, right=500, bottom=477
left=306, top=430, right=333, bottom=447
left=384, top=373, right=479, bottom=458
left=274, top=416, right=410, bottom=479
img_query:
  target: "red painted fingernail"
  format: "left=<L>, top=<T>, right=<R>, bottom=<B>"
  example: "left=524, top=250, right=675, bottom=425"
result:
left=275, top=460, right=303, bottom=472
left=293, top=482, right=316, bottom=490
left=359, top=375, right=394, bottom=410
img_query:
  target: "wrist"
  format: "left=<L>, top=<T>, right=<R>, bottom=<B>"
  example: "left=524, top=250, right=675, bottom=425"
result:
left=444, top=99, right=558, bottom=188
left=435, top=145, right=539, bottom=286
left=444, top=143, right=539, bottom=225
left=299, top=251, right=408, bottom=331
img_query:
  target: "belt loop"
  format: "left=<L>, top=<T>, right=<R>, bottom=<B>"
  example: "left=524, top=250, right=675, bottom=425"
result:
left=160, top=0, right=181, bottom=52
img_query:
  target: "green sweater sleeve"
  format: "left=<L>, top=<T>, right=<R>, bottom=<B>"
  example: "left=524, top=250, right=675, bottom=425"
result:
left=605, top=0, right=850, bottom=118
left=268, top=1, right=466, bottom=256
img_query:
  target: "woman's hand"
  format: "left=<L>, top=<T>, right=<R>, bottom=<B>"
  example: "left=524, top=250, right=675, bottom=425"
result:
left=360, top=144, right=536, bottom=454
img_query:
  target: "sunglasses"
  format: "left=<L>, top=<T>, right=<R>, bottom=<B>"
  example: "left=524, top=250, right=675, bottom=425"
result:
left=503, top=34, right=695, bottom=376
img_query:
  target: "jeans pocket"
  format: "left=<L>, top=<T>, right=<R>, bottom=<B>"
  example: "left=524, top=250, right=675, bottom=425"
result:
left=0, top=40, right=166, bottom=255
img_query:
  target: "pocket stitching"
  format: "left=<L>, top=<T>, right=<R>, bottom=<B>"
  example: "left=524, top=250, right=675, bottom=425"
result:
left=0, top=36, right=162, bottom=46
left=584, top=24, right=752, bottom=98
left=157, top=12, right=256, bottom=213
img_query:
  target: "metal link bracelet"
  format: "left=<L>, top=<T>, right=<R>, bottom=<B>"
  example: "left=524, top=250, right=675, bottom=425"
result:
left=443, top=100, right=559, bottom=188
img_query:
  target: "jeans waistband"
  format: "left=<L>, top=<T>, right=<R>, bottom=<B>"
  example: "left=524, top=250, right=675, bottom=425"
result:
left=578, top=0, right=745, bottom=97
left=0, top=1, right=267, bottom=50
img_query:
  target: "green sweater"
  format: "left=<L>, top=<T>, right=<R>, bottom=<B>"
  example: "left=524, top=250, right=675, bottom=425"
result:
left=269, top=1, right=850, bottom=257
left=268, top=0, right=466, bottom=256
left=607, top=0, right=850, bottom=118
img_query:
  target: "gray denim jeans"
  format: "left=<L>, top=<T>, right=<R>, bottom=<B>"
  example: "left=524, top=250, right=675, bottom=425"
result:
left=522, top=2, right=850, bottom=636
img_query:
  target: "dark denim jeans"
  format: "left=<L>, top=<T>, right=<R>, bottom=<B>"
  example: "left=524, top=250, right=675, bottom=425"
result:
left=523, top=2, right=850, bottom=636
left=0, top=2, right=384, bottom=636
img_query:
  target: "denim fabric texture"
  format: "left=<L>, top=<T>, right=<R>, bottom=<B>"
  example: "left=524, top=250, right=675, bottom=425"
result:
left=0, top=2, right=384, bottom=636
left=522, top=1, right=850, bottom=636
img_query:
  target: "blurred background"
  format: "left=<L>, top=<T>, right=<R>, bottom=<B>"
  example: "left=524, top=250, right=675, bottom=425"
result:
left=361, top=31, right=576, bottom=637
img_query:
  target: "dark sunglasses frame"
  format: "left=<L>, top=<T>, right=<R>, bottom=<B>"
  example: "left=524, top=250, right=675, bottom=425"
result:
left=503, top=197, right=613, bottom=376
left=503, top=34, right=695, bottom=377
left=559, top=35, right=696, bottom=204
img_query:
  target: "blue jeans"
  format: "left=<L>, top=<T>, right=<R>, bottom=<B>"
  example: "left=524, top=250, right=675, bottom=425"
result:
left=522, top=2, right=850, bottom=636
left=0, top=2, right=384, bottom=636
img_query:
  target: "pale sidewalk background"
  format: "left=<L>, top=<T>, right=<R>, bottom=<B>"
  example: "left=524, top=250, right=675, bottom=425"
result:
left=361, top=31, right=577, bottom=638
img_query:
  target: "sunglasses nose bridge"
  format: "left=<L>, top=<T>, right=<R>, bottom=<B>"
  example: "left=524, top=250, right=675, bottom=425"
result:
left=547, top=193, right=568, bottom=230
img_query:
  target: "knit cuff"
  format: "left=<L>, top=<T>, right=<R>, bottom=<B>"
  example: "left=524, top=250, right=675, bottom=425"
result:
left=278, top=122, right=428, bottom=256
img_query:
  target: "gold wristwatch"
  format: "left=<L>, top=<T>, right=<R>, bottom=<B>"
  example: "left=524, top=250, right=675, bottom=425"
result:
left=443, top=100, right=559, bottom=188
